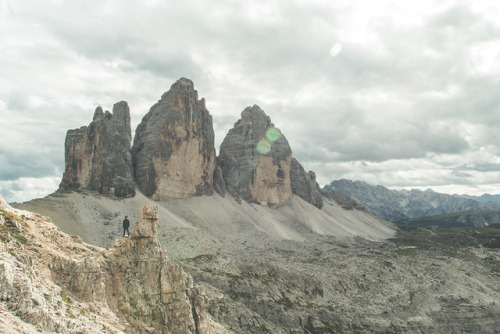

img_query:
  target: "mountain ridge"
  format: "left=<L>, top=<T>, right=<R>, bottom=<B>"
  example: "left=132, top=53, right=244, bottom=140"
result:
left=325, top=179, right=500, bottom=224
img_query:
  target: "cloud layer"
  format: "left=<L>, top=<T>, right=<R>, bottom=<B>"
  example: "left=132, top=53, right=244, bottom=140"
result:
left=1, top=0, right=499, bottom=202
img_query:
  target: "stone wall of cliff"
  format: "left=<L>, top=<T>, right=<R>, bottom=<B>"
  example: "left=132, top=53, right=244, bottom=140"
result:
left=59, top=101, right=135, bottom=198
left=57, top=77, right=325, bottom=208
left=131, top=78, right=216, bottom=200
left=218, top=105, right=293, bottom=205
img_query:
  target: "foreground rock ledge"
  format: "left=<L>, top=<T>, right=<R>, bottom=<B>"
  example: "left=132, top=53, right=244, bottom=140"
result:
left=0, top=196, right=228, bottom=334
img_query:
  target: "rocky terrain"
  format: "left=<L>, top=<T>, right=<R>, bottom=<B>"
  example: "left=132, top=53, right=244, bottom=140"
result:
left=6, top=77, right=500, bottom=333
left=326, top=179, right=500, bottom=223
left=13, top=191, right=500, bottom=333
left=0, top=195, right=228, bottom=333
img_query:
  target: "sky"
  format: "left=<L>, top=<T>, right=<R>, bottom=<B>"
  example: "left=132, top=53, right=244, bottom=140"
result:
left=1, top=0, right=499, bottom=203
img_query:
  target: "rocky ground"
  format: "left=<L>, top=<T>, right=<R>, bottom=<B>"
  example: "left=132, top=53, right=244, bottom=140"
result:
left=13, top=192, right=500, bottom=333
left=178, top=227, right=500, bottom=333
left=0, top=196, right=229, bottom=334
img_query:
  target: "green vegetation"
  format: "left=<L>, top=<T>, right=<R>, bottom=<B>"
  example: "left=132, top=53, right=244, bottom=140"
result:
left=0, top=211, right=21, bottom=223
left=14, top=235, right=27, bottom=244
left=0, top=211, right=28, bottom=246
left=60, top=290, right=76, bottom=318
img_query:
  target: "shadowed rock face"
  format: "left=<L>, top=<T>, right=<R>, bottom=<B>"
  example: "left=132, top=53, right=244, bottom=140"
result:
left=131, top=78, right=216, bottom=200
left=290, top=158, right=323, bottom=209
left=59, top=101, right=135, bottom=198
left=218, top=105, right=292, bottom=205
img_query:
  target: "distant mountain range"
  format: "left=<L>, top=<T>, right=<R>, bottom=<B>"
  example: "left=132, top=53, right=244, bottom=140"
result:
left=456, top=193, right=500, bottom=206
left=324, top=179, right=500, bottom=226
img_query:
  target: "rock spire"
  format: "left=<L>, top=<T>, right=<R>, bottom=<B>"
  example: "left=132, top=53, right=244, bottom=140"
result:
left=59, top=101, right=135, bottom=197
left=131, top=78, right=216, bottom=200
left=218, top=105, right=293, bottom=205
left=290, top=158, right=324, bottom=209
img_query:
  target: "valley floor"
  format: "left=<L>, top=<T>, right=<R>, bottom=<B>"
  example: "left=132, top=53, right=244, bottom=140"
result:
left=179, top=227, right=500, bottom=333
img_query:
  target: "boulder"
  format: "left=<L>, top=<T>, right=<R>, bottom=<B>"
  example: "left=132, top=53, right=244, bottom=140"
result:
left=58, top=102, right=135, bottom=197
left=131, top=78, right=216, bottom=200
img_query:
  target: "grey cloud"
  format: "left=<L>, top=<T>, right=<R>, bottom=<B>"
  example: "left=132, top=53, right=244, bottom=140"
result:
left=0, top=150, right=61, bottom=181
left=2, top=0, right=499, bottom=200
left=458, top=163, right=500, bottom=173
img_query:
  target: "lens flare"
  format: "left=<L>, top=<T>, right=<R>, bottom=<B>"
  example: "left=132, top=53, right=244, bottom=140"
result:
left=329, top=43, right=343, bottom=57
left=256, top=139, right=271, bottom=154
left=266, top=127, right=281, bottom=142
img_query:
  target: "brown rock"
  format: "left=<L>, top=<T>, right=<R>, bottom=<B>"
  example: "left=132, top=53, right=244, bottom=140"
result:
left=290, top=158, right=324, bottom=209
left=48, top=204, right=223, bottom=333
left=59, top=102, right=135, bottom=198
left=131, top=78, right=216, bottom=200
left=218, top=105, right=292, bottom=205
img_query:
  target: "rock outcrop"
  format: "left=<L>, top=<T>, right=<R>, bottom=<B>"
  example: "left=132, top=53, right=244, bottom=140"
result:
left=290, top=158, right=323, bottom=209
left=131, top=78, right=216, bottom=200
left=0, top=196, right=228, bottom=334
left=59, top=102, right=135, bottom=198
left=218, top=105, right=292, bottom=205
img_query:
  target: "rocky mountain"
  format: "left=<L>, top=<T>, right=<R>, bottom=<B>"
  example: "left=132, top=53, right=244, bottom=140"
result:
left=59, top=102, right=135, bottom=198
left=0, top=195, right=228, bottom=333
left=58, top=77, right=324, bottom=209
left=218, top=105, right=293, bottom=206
left=325, top=179, right=496, bottom=223
left=290, top=158, right=323, bottom=209
left=131, top=78, right=216, bottom=200
left=457, top=193, right=500, bottom=209
left=398, top=210, right=500, bottom=228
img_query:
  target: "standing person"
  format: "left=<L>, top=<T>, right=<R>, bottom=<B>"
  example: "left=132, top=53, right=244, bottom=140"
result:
left=122, top=216, right=130, bottom=237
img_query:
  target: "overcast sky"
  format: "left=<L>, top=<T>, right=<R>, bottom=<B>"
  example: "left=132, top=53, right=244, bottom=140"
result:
left=1, top=0, right=499, bottom=203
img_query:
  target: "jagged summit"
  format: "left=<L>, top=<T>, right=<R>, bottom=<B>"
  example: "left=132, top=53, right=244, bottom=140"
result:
left=57, top=77, right=324, bottom=208
left=131, top=78, right=216, bottom=200
left=218, top=105, right=293, bottom=205
left=59, top=101, right=135, bottom=198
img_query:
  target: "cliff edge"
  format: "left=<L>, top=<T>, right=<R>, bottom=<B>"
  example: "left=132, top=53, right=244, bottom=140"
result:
left=0, top=195, right=228, bottom=334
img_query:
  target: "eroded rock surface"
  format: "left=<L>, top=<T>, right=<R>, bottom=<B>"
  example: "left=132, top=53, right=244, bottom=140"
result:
left=290, top=158, right=323, bottom=209
left=218, top=105, right=292, bottom=205
left=131, top=78, right=216, bottom=200
left=59, top=102, right=135, bottom=198
left=0, top=196, right=227, bottom=334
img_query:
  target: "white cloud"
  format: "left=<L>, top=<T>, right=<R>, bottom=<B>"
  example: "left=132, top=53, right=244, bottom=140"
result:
left=1, top=0, right=500, bottom=203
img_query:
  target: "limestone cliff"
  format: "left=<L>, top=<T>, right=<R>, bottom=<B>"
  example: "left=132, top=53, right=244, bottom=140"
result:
left=0, top=195, right=228, bottom=334
left=131, top=78, right=216, bottom=200
left=218, top=105, right=292, bottom=205
left=59, top=102, right=135, bottom=198
left=290, top=158, right=323, bottom=209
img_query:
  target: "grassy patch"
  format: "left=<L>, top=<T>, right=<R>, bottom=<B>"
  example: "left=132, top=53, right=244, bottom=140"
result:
left=14, top=235, right=27, bottom=244
left=0, top=212, right=21, bottom=223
